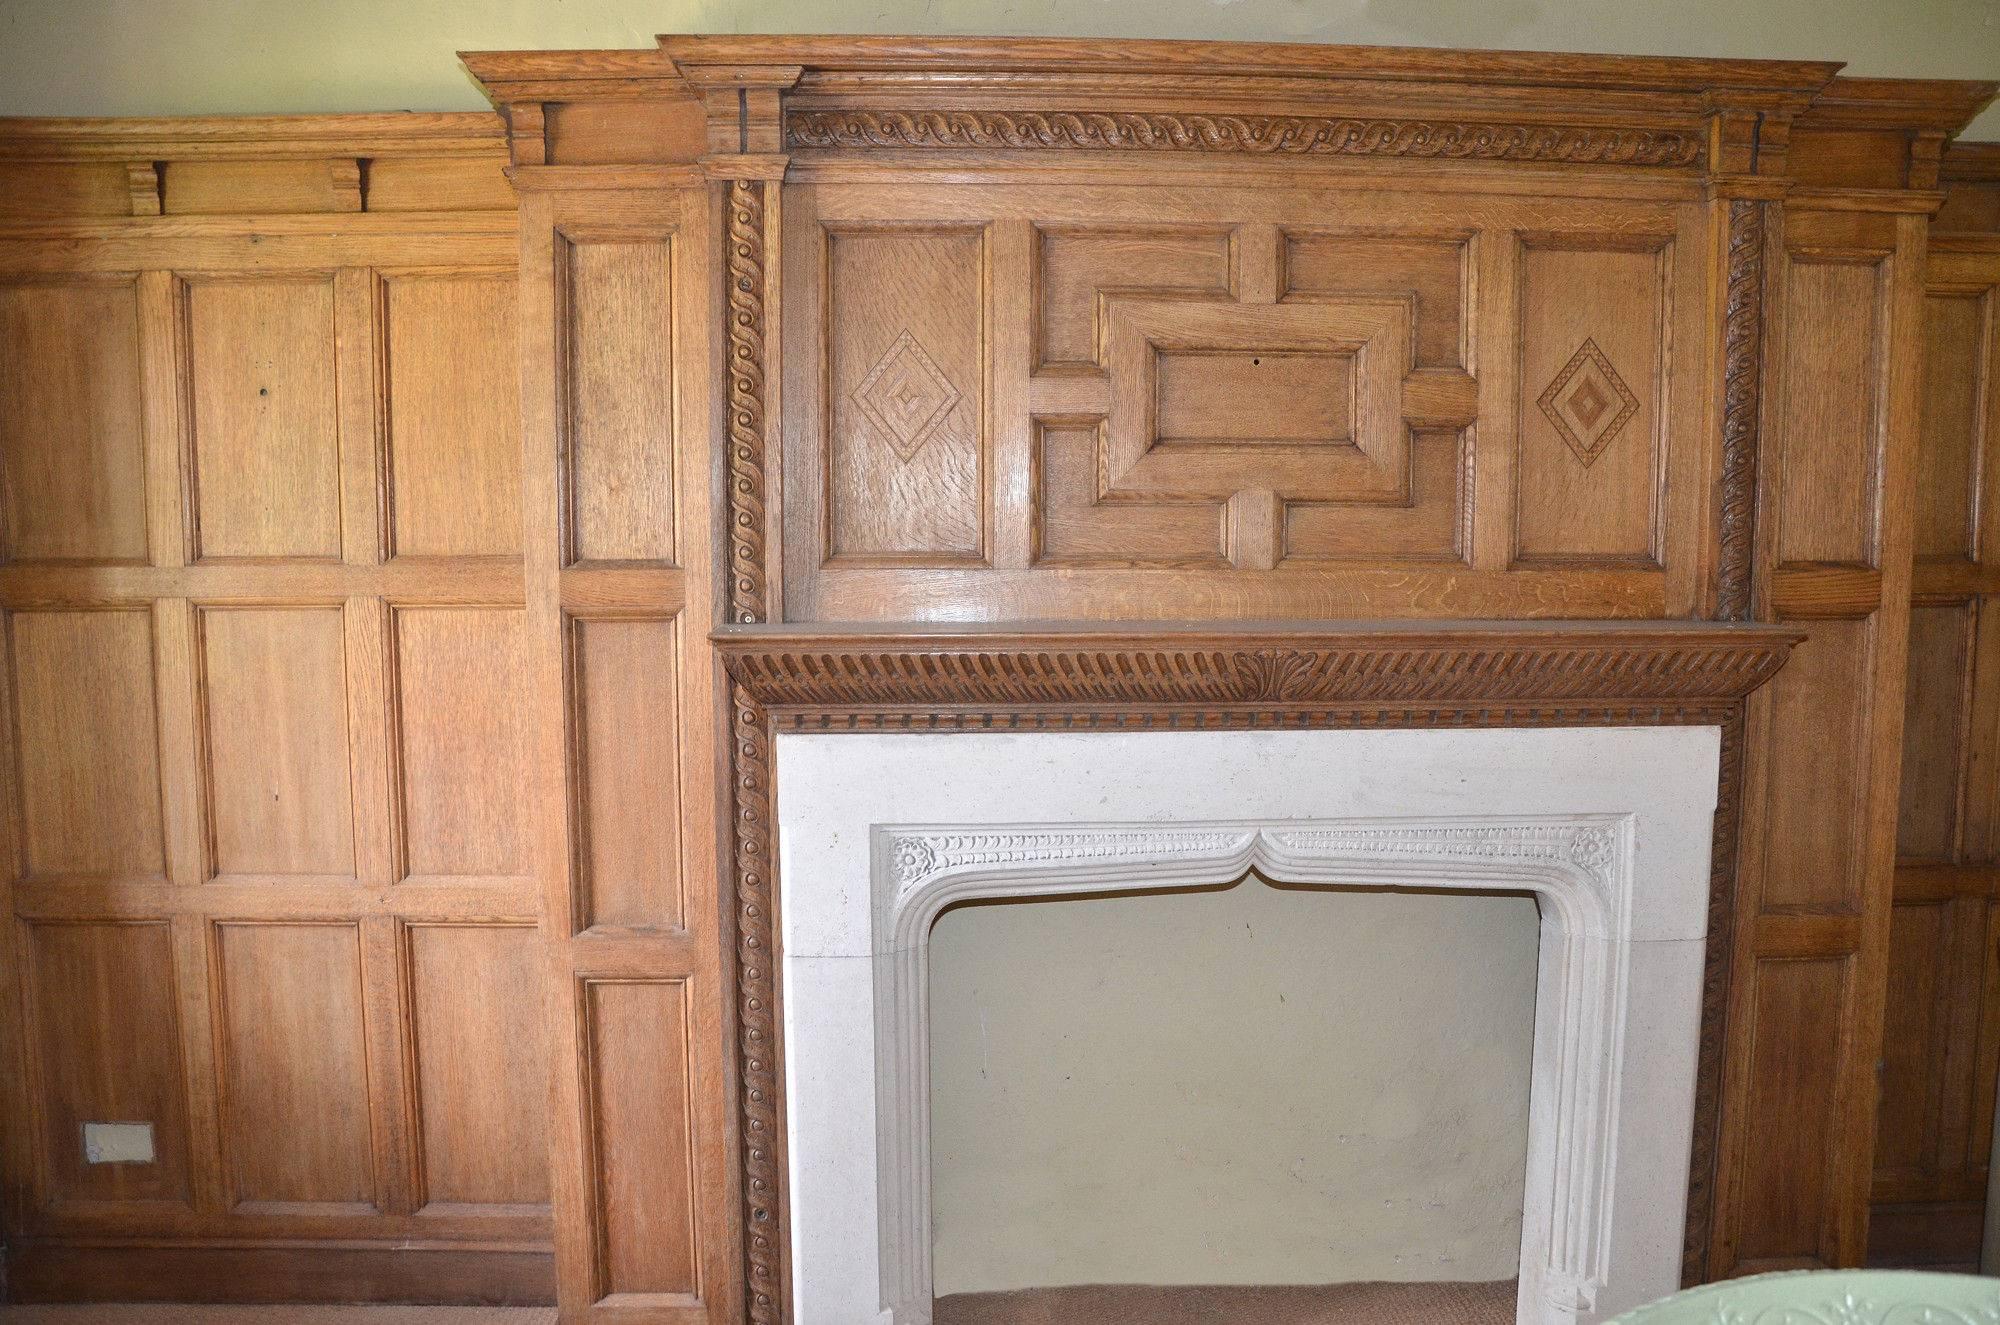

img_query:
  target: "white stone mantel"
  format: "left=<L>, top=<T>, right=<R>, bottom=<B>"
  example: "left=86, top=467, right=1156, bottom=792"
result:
left=774, top=725, right=1721, bottom=1325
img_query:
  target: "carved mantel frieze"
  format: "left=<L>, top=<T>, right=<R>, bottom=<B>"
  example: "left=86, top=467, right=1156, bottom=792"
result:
left=716, top=620, right=1801, bottom=721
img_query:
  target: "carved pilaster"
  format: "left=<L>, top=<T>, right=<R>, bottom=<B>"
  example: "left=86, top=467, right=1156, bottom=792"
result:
left=728, top=687, right=782, bottom=1325
left=1716, top=198, right=1766, bottom=622
left=726, top=177, right=770, bottom=628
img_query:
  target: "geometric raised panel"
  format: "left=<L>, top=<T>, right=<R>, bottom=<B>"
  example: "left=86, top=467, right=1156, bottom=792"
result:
left=384, top=274, right=522, bottom=558
left=1104, top=296, right=1411, bottom=502
left=826, top=226, right=985, bottom=562
left=10, top=609, right=164, bottom=878
left=1537, top=338, right=1639, bottom=469
left=393, top=607, right=531, bottom=880
left=1516, top=242, right=1666, bottom=565
left=854, top=330, right=960, bottom=463
left=0, top=280, right=148, bottom=562
left=562, top=236, right=677, bottom=565
left=1035, top=226, right=1232, bottom=369
left=185, top=277, right=341, bottom=560
left=214, top=921, right=375, bottom=1209
left=406, top=923, right=550, bottom=1210
left=1285, top=430, right=1467, bottom=563
left=197, top=606, right=355, bottom=879
left=1282, top=233, right=1469, bottom=370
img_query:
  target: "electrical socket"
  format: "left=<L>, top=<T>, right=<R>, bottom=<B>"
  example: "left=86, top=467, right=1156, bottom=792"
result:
left=82, top=1121, right=154, bottom=1164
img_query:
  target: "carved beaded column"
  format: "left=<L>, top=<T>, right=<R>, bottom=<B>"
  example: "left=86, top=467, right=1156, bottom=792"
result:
left=670, top=52, right=801, bottom=1325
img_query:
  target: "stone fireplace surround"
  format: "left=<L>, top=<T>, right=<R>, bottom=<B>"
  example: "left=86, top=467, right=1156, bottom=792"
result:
left=719, top=621, right=1801, bottom=1325
left=777, top=725, right=1716, bottom=1325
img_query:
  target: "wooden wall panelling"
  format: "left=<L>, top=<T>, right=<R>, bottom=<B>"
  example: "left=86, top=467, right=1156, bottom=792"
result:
left=780, top=179, right=1713, bottom=623
left=1870, top=151, right=2000, bottom=1268
left=507, top=166, right=733, bottom=1321
left=1714, top=82, right=1968, bottom=1270
left=0, top=116, right=555, bottom=1304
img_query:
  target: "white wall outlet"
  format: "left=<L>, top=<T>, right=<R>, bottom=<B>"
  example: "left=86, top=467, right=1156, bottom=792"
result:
left=82, top=1121, right=154, bottom=1164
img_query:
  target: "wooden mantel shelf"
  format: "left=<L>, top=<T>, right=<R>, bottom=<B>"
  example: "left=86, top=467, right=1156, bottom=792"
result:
left=715, top=620, right=1801, bottom=716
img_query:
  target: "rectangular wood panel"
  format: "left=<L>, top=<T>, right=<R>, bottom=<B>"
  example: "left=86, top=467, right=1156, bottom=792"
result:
left=1514, top=240, right=1667, bottom=565
left=1759, top=620, right=1875, bottom=911
left=0, top=279, right=147, bottom=563
left=214, top=921, right=375, bottom=1210
left=1897, top=604, right=1973, bottom=862
left=1875, top=901, right=1948, bottom=1181
left=197, top=606, right=355, bottom=879
left=1775, top=257, right=1886, bottom=568
left=10, top=609, right=164, bottom=879
left=25, top=921, right=191, bottom=1206
left=563, top=235, right=677, bottom=565
left=824, top=225, right=986, bottom=563
left=383, top=274, right=521, bottom=557
left=1914, top=291, right=1988, bottom=563
left=1733, top=954, right=1853, bottom=1265
left=572, top=617, right=683, bottom=932
left=583, top=979, right=699, bottom=1298
left=393, top=607, right=531, bottom=880
left=184, top=277, right=341, bottom=560
left=405, top=923, right=550, bottom=1211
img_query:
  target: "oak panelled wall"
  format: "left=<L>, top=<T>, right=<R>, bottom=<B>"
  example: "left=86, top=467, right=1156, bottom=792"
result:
left=1, top=34, right=1997, bottom=1325
left=1871, top=142, right=2000, bottom=1271
left=0, top=117, right=555, bottom=1301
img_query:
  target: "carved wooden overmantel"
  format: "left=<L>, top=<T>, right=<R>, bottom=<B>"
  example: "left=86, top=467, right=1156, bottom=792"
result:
left=463, top=34, right=1992, bottom=1325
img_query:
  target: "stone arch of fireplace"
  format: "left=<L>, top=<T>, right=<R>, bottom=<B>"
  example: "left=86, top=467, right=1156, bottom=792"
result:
left=872, top=818, right=1630, bottom=1325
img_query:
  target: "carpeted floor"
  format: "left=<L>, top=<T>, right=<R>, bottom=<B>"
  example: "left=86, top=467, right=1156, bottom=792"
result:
left=0, top=1281, right=1515, bottom=1323
left=934, top=1279, right=1518, bottom=1324
left=0, top=1311, right=556, bottom=1323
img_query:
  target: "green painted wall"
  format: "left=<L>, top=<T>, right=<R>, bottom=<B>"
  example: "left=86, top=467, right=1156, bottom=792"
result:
left=2, top=0, right=1997, bottom=138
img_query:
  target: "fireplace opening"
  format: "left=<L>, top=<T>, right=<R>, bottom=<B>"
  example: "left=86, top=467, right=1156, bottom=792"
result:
left=924, top=872, right=1539, bottom=1325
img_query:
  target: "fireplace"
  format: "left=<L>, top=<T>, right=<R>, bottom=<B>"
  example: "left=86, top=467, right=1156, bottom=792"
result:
left=717, top=620, right=1797, bottom=1324
left=775, top=724, right=1719, bottom=1325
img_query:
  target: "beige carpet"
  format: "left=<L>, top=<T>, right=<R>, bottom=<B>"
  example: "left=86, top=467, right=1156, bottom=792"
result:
left=0, top=1282, right=1514, bottom=1323
left=934, top=1280, right=1517, bottom=1324
left=0, top=1311, right=555, bottom=1323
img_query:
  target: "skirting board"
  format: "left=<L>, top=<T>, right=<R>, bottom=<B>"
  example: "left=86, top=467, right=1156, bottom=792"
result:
left=2, top=1241, right=557, bottom=1305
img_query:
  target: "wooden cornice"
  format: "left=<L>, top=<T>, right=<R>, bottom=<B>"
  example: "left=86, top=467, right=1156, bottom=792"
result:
left=0, top=112, right=506, bottom=161
left=1944, top=140, right=2000, bottom=183
left=660, top=34, right=1838, bottom=97
left=715, top=620, right=1801, bottom=716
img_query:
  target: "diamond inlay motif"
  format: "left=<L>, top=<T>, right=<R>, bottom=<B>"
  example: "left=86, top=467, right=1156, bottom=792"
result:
left=1537, top=338, right=1640, bottom=468
left=853, top=330, right=961, bottom=462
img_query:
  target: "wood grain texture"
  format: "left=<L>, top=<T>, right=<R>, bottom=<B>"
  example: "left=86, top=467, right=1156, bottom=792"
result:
left=0, top=279, right=148, bottom=562
left=4, top=39, right=1994, bottom=1319
left=0, top=114, right=539, bottom=1304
